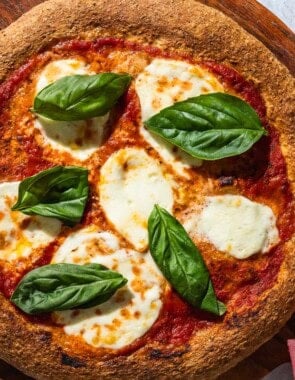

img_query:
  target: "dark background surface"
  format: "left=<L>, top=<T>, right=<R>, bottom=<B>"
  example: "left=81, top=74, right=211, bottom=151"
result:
left=0, top=1, right=294, bottom=379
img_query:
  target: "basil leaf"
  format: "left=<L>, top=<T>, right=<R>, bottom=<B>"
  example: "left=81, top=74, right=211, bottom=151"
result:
left=11, top=263, right=127, bottom=314
left=145, top=93, right=266, bottom=160
left=11, top=166, right=89, bottom=225
left=32, top=73, right=132, bottom=121
left=148, top=205, right=226, bottom=316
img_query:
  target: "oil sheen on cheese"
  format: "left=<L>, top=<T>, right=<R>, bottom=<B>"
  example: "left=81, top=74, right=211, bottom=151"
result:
left=135, top=58, right=224, bottom=177
left=52, top=226, right=165, bottom=349
left=99, top=147, right=173, bottom=251
left=0, top=182, right=61, bottom=262
left=185, top=195, right=279, bottom=259
left=34, top=59, right=109, bottom=161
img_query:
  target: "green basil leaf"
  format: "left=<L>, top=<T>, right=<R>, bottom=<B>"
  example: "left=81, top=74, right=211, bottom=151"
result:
left=11, top=263, right=128, bottom=314
left=11, top=166, right=89, bottom=225
left=32, top=73, right=132, bottom=121
left=148, top=205, right=226, bottom=316
left=145, top=93, right=266, bottom=160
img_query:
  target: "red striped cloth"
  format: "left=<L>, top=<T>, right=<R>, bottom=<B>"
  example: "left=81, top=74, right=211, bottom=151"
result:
left=288, top=340, right=295, bottom=378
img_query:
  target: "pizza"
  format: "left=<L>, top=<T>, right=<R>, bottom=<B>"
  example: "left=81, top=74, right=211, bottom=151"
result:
left=0, top=0, right=294, bottom=379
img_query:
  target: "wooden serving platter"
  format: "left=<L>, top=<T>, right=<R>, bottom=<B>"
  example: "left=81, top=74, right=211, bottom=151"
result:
left=0, top=1, right=294, bottom=379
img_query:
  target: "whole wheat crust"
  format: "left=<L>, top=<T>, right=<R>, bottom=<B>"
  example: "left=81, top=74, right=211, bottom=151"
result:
left=0, top=0, right=294, bottom=379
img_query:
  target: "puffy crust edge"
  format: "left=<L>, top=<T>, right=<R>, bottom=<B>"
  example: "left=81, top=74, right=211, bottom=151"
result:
left=0, top=0, right=294, bottom=185
left=0, top=240, right=294, bottom=380
left=0, top=0, right=294, bottom=379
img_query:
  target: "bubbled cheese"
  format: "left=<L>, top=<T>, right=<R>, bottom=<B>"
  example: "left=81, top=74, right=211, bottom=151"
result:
left=0, top=182, right=61, bottom=262
left=185, top=195, right=279, bottom=259
left=99, top=147, right=173, bottom=251
left=52, top=226, right=165, bottom=349
left=135, top=58, right=224, bottom=177
left=34, top=59, right=109, bottom=161
left=35, top=59, right=92, bottom=94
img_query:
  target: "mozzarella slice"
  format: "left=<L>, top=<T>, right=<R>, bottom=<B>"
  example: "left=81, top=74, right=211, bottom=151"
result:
left=36, top=59, right=92, bottom=93
left=135, top=58, right=224, bottom=177
left=34, top=59, right=108, bottom=161
left=99, top=148, right=173, bottom=251
left=52, top=226, right=164, bottom=349
left=135, top=58, right=224, bottom=121
left=185, top=195, right=279, bottom=259
left=0, top=182, right=61, bottom=262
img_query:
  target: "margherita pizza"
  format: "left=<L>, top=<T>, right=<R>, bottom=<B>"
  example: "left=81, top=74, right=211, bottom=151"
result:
left=0, top=0, right=294, bottom=379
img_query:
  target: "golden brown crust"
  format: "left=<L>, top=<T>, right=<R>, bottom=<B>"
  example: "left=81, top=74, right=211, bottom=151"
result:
left=0, top=247, right=294, bottom=380
left=0, top=0, right=294, bottom=379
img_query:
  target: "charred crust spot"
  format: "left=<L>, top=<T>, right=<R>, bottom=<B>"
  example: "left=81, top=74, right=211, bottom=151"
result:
left=249, top=310, right=259, bottom=317
left=149, top=346, right=190, bottom=359
left=39, top=331, right=52, bottom=343
left=227, top=309, right=260, bottom=328
left=226, top=313, right=242, bottom=328
left=218, top=176, right=235, bottom=187
left=61, top=353, right=86, bottom=368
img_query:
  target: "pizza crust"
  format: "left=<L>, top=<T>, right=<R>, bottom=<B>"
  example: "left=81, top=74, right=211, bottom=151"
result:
left=0, top=0, right=294, bottom=183
left=0, top=0, right=294, bottom=378
left=0, top=249, right=294, bottom=380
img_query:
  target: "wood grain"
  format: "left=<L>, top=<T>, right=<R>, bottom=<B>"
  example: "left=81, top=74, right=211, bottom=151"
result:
left=202, top=0, right=295, bottom=74
left=0, top=1, right=294, bottom=379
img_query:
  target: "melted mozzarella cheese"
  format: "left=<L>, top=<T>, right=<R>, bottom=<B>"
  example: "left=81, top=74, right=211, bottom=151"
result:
left=52, top=226, right=164, bottom=349
left=36, top=59, right=92, bottom=93
left=135, top=58, right=224, bottom=177
left=34, top=59, right=109, bottom=161
left=99, top=148, right=173, bottom=251
left=185, top=195, right=279, bottom=259
left=0, top=182, right=61, bottom=262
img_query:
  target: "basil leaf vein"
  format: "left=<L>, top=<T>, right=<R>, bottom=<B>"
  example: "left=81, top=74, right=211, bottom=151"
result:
left=11, top=166, right=89, bottom=225
left=148, top=205, right=226, bottom=316
left=32, top=73, right=132, bottom=121
left=144, top=93, right=266, bottom=160
left=11, top=263, right=128, bottom=314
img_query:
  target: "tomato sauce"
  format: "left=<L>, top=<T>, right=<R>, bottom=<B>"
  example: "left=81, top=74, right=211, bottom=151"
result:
left=0, top=38, right=293, bottom=351
left=0, top=58, right=38, bottom=112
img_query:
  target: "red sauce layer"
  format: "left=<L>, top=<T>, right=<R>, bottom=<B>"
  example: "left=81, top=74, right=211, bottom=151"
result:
left=0, top=38, right=293, bottom=352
